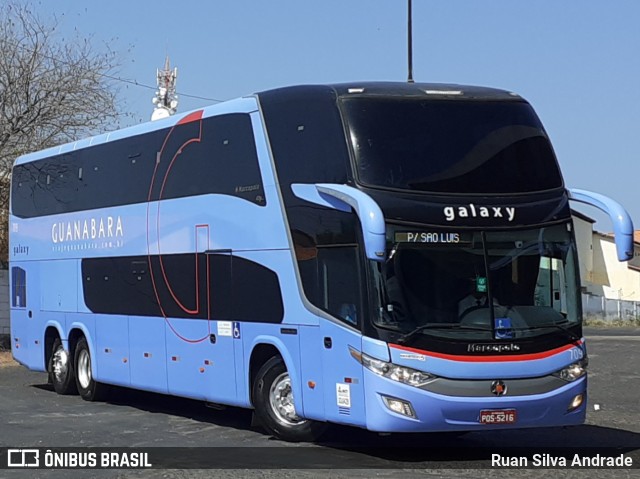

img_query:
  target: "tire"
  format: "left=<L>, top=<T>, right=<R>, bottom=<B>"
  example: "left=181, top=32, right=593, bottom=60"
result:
left=48, top=338, right=77, bottom=395
left=74, top=337, right=107, bottom=401
left=252, top=356, right=326, bottom=442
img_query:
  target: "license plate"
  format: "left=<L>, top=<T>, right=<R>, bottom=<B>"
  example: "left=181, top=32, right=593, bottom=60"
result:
left=479, top=409, right=517, bottom=424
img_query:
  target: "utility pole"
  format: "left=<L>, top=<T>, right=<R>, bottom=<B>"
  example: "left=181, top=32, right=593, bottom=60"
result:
left=151, top=56, right=179, bottom=121
left=407, top=0, right=414, bottom=83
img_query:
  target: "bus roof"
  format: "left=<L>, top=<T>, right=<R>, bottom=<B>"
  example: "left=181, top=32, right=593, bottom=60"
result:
left=14, top=82, right=523, bottom=166
left=13, top=96, right=259, bottom=166
left=257, top=81, right=524, bottom=102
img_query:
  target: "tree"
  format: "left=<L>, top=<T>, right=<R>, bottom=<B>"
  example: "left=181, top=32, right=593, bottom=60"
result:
left=0, top=2, right=125, bottom=261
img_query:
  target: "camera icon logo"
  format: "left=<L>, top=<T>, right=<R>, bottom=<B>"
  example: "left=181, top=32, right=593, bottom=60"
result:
left=7, top=449, right=40, bottom=468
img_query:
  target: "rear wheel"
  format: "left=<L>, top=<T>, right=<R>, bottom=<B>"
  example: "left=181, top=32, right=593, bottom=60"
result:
left=252, top=356, right=326, bottom=442
left=74, top=337, right=107, bottom=401
left=48, top=338, right=77, bottom=395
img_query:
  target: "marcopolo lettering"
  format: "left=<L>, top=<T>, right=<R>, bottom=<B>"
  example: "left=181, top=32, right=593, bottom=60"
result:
left=443, top=204, right=516, bottom=222
left=51, top=216, right=124, bottom=244
left=467, top=343, right=521, bottom=353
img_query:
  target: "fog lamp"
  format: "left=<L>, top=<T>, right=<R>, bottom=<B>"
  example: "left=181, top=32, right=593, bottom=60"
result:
left=568, top=393, right=584, bottom=412
left=382, top=395, right=416, bottom=419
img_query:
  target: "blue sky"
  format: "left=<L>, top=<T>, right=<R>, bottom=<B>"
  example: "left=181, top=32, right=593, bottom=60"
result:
left=33, top=0, right=640, bottom=229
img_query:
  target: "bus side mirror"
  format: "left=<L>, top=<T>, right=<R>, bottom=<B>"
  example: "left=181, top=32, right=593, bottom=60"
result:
left=568, top=188, right=634, bottom=261
left=291, top=183, right=386, bottom=262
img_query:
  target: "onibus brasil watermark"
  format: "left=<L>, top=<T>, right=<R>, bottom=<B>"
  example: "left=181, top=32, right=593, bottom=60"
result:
left=5, top=449, right=151, bottom=469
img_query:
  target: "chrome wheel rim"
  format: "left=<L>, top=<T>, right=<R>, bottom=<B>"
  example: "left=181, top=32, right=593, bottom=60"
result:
left=77, top=348, right=92, bottom=389
left=268, top=372, right=305, bottom=426
left=52, top=347, right=69, bottom=383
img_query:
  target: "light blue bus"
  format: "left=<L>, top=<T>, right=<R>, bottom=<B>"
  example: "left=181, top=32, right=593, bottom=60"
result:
left=9, top=83, right=634, bottom=441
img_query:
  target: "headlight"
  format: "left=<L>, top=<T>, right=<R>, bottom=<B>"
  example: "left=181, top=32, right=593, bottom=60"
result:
left=553, top=358, right=588, bottom=382
left=349, top=347, right=435, bottom=388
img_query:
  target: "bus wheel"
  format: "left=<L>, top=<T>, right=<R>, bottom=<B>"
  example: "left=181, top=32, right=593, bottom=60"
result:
left=253, top=356, right=326, bottom=442
left=74, top=337, right=107, bottom=401
left=48, top=338, right=77, bottom=395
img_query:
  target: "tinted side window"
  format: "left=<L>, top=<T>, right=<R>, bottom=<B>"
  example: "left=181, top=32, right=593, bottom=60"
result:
left=79, top=134, right=157, bottom=213
left=230, top=255, right=284, bottom=323
left=12, top=157, right=81, bottom=217
left=11, top=113, right=264, bottom=218
left=259, top=88, right=363, bottom=321
left=81, top=252, right=283, bottom=324
left=259, top=87, right=351, bottom=187
left=11, top=164, right=36, bottom=217
left=297, top=245, right=363, bottom=326
left=160, top=114, right=265, bottom=205
left=32, top=158, right=69, bottom=216
left=208, top=253, right=233, bottom=320
left=11, top=267, right=27, bottom=308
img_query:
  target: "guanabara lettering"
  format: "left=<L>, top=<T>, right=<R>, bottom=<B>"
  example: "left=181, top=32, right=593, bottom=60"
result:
left=51, top=216, right=124, bottom=243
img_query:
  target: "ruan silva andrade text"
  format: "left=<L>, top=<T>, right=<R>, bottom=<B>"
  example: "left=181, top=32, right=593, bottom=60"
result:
left=491, top=454, right=633, bottom=468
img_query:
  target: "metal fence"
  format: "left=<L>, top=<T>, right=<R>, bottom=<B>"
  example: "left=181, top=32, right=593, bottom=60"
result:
left=582, top=293, right=640, bottom=322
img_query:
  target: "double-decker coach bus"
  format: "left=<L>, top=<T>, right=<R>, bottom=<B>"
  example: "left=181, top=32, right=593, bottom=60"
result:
left=9, top=83, right=634, bottom=441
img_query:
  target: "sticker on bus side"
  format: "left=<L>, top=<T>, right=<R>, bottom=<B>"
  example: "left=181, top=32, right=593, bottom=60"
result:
left=218, top=321, right=233, bottom=337
left=336, top=383, right=351, bottom=408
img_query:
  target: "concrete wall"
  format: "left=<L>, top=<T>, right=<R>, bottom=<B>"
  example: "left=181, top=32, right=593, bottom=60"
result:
left=573, top=211, right=640, bottom=302
left=594, top=234, right=640, bottom=301
left=0, top=268, right=8, bottom=337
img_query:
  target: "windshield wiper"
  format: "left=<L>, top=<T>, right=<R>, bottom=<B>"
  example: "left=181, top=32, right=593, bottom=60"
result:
left=515, top=323, right=581, bottom=343
left=397, top=324, right=491, bottom=345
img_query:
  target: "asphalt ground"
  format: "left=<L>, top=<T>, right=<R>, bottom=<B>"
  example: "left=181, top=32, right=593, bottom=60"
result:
left=0, top=327, right=639, bottom=479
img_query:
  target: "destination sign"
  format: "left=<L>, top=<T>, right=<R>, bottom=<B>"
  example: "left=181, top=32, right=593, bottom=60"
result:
left=394, top=231, right=471, bottom=244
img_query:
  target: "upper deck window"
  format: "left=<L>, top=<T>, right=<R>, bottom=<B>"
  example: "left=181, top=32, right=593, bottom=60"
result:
left=10, top=113, right=264, bottom=218
left=342, top=98, right=563, bottom=194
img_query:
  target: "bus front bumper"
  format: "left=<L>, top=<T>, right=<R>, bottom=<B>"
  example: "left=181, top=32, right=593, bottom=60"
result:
left=363, top=370, right=587, bottom=433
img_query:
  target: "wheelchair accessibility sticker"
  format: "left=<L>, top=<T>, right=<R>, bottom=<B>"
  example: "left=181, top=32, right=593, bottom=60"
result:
left=232, top=322, right=241, bottom=339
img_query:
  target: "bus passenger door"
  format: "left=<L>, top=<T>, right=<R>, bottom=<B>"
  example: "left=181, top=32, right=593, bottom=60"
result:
left=315, top=246, right=367, bottom=427
left=163, top=244, right=236, bottom=404
left=9, top=264, right=31, bottom=367
left=204, top=251, right=238, bottom=404
left=11, top=262, right=47, bottom=370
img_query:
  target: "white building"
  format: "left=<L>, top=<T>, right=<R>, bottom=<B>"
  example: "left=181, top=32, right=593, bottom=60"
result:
left=572, top=211, right=640, bottom=301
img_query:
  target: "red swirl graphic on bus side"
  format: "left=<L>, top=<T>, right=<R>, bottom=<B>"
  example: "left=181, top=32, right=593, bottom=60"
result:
left=145, top=110, right=211, bottom=343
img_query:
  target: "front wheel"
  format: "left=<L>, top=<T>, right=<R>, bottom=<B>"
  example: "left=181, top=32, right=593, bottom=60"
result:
left=74, top=337, right=107, bottom=401
left=252, top=356, right=326, bottom=442
left=48, top=338, right=77, bottom=395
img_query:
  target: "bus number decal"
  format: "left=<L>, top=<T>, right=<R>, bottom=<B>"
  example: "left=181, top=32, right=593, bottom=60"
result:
left=570, top=348, right=584, bottom=361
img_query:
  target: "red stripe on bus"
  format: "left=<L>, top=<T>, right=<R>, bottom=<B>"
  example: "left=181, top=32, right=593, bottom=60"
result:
left=177, top=110, right=204, bottom=125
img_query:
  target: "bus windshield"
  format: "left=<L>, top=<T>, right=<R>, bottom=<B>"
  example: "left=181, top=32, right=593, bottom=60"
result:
left=370, top=224, right=581, bottom=341
left=342, top=97, right=563, bottom=194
